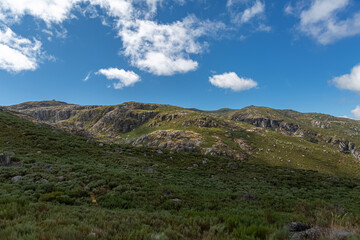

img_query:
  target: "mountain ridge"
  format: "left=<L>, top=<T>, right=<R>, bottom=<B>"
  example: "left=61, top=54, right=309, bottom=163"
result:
left=4, top=100, right=360, bottom=178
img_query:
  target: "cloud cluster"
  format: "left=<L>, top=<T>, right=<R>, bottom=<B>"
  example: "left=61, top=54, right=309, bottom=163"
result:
left=287, top=0, right=360, bottom=44
left=0, top=0, right=226, bottom=77
left=96, top=68, right=140, bottom=89
left=0, top=26, right=43, bottom=72
left=209, top=72, right=258, bottom=91
left=119, top=16, right=224, bottom=76
left=332, top=64, right=360, bottom=92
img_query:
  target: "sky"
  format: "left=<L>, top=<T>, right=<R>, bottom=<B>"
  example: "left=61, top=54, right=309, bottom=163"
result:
left=1, top=0, right=360, bottom=119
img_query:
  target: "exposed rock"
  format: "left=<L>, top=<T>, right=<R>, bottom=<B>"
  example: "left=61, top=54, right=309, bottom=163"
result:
left=171, top=198, right=181, bottom=202
left=0, top=154, right=23, bottom=167
left=286, top=222, right=311, bottom=232
left=329, top=138, right=360, bottom=160
left=146, top=168, right=156, bottom=173
left=182, top=116, right=221, bottom=128
left=58, top=176, right=65, bottom=182
left=231, top=115, right=300, bottom=135
left=11, top=176, right=22, bottom=182
left=0, top=153, right=11, bottom=166
left=163, top=190, right=171, bottom=196
left=156, top=150, right=163, bottom=154
left=290, top=226, right=353, bottom=240
left=148, top=111, right=189, bottom=127
left=43, top=165, right=53, bottom=171
left=204, top=138, right=249, bottom=161
left=131, top=130, right=203, bottom=153
left=311, top=120, right=330, bottom=129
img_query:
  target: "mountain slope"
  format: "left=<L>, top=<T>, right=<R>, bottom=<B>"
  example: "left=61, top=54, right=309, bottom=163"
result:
left=6, top=101, right=360, bottom=178
left=0, top=106, right=360, bottom=239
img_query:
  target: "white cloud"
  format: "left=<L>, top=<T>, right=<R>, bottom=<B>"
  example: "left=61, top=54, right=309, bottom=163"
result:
left=288, top=0, right=360, bottom=44
left=239, top=0, right=265, bottom=24
left=83, top=72, right=92, bottom=82
left=96, top=68, right=140, bottom=89
left=351, top=105, right=360, bottom=120
left=333, top=64, right=360, bottom=92
left=0, top=0, right=224, bottom=76
left=228, top=0, right=265, bottom=25
left=0, top=26, right=43, bottom=72
left=209, top=72, right=258, bottom=91
left=0, top=0, right=79, bottom=25
left=118, top=15, right=224, bottom=76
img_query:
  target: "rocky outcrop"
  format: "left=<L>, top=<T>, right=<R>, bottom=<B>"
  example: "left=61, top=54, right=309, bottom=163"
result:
left=130, top=130, right=203, bottom=152
left=204, top=137, right=249, bottom=160
left=181, top=116, right=222, bottom=128
left=231, top=115, right=300, bottom=135
left=327, top=137, right=360, bottom=160
left=89, top=106, right=159, bottom=134
left=8, top=104, right=99, bottom=123
left=148, top=111, right=189, bottom=127
left=311, top=120, right=330, bottom=129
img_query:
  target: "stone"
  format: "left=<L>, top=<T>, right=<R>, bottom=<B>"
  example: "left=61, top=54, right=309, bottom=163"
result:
left=163, top=190, right=171, bottom=196
left=286, top=222, right=311, bottom=232
left=58, top=176, right=65, bottom=181
left=146, top=168, right=156, bottom=173
left=156, top=149, right=163, bottom=154
left=171, top=198, right=181, bottom=202
left=11, top=176, right=22, bottom=182
left=43, top=165, right=53, bottom=171
left=99, top=143, right=104, bottom=147
left=0, top=154, right=11, bottom=166
left=37, top=151, right=42, bottom=154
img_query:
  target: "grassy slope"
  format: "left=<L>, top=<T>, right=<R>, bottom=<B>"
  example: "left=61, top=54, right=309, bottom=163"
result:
left=64, top=104, right=360, bottom=179
left=1, top=110, right=360, bottom=239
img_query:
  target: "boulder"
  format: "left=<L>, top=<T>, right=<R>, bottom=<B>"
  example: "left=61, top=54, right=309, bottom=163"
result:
left=11, top=176, right=22, bottom=182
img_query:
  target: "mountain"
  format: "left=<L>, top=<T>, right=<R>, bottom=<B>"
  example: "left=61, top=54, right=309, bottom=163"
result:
left=6, top=100, right=360, bottom=178
left=0, top=103, right=359, bottom=239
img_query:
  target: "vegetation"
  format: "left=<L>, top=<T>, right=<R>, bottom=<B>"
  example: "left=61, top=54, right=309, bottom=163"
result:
left=1, top=109, right=360, bottom=239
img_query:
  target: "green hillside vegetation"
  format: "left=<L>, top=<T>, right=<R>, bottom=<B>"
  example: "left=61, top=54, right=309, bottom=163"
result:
left=1, top=108, right=360, bottom=239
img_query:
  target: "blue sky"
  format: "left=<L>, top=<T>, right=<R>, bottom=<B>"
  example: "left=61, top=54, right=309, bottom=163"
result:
left=1, top=0, right=360, bottom=118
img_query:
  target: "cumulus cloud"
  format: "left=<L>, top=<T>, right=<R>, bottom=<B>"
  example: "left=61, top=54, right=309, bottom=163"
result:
left=332, top=64, right=360, bottom=92
left=287, top=0, right=360, bottom=44
left=209, top=72, right=258, bottom=91
left=0, top=26, right=43, bottom=72
left=0, top=0, right=79, bottom=25
left=0, top=0, right=224, bottom=76
left=118, top=15, right=224, bottom=76
left=351, top=106, right=360, bottom=120
left=96, top=68, right=140, bottom=89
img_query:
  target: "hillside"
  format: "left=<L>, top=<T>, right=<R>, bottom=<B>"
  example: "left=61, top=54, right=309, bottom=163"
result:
left=6, top=101, right=360, bottom=179
left=1, top=105, right=360, bottom=239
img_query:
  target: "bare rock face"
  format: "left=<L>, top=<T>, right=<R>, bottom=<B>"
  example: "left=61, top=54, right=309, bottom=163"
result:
left=231, top=115, right=300, bottom=135
left=204, top=138, right=249, bottom=160
left=182, top=116, right=221, bottom=128
left=148, top=111, right=189, bottom=127
left=311, top=120, right=330, bottom=129
left=131, top=130, right=203, bottom=153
